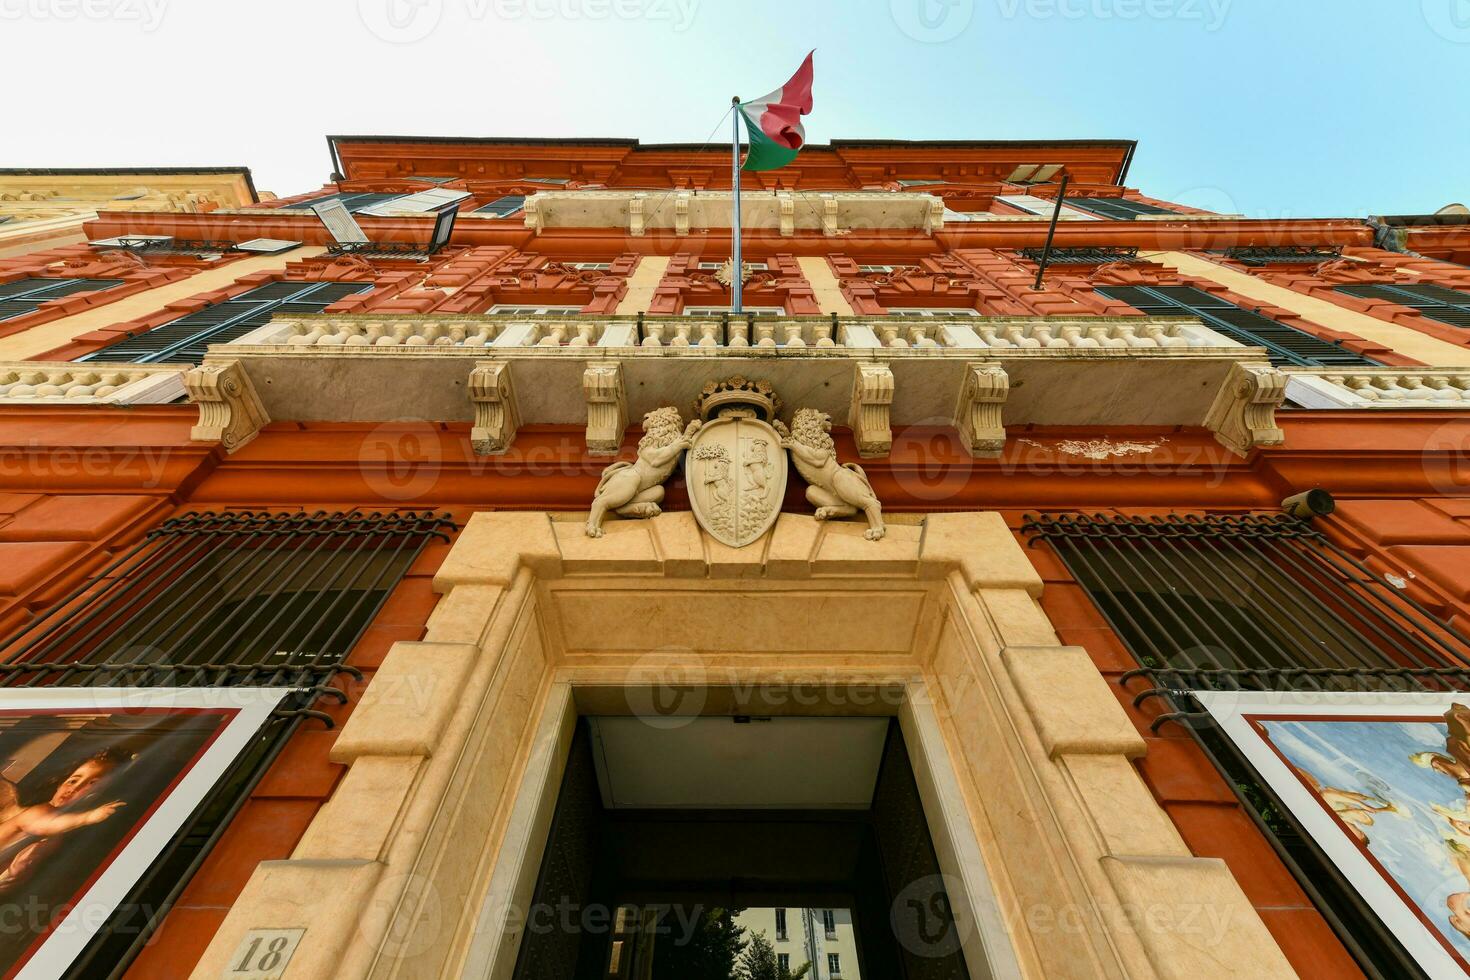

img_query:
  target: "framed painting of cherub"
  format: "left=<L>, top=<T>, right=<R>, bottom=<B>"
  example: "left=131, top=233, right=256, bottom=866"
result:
left=0, top=688, right=285, bottom=980
left=1198, top=691, right=1470, bottom=979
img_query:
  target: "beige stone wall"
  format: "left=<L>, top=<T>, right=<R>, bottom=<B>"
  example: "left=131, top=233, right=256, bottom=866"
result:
left=189, top=510, right=1295, bottom=980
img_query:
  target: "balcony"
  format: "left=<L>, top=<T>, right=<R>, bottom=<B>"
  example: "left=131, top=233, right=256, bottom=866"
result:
left=512, top=189, right=946, bottom=236
left=199, top=312, right=1279, bottom=458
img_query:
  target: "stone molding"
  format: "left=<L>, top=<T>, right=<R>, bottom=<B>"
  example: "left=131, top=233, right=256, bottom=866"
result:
left=0, top=361, right=185, bottom=406
left=189, top=510, right=1293, bottom=980
left=581, top=360, right=628, bottom=455
left=847, top=361, right=894, bottom=457
left=1285, top=367, right=1470, bottom=409
left=1203, top=361, right=1287, bottom=456
left=184, top=359, right=268, bottom=452
left=955, top=361, right=1009, bottom=457
left=469, top=360, right=518, bottom=454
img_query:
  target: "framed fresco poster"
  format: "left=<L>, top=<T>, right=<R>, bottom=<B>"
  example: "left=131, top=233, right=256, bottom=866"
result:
left=1197, top=691, right=1470, bottom=979
left=0, top=687, right=287, bottom=980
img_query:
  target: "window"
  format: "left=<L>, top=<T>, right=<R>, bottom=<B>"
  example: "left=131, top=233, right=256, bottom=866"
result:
left=1336, top=282, right=1470, bottom=329
left=487, top=304, right=584, bottom=315
left=1022, top=511, right=1470, bottom=979
left=682, top=306, right=785, bottom=316
left=856, top=264, right=898, bottom=274
left=1095, top=284, right=1377, bottom=367
left=777, top=953, right=790, bottom=971
left=696, top=261, right=725, bottom=271
left=828, top=952, right=841, bottom=975
left=79, top=280, right=372, bottom=364
left=883, top=307, right=979, bottom=318
left=0, top=277, right=124, bottom=321
left=774, top=908, right=787, bottom=940
left=0, top=510, right=454, bottom=973
left=475, top=195, right=526, bottom=217
left=569, top=262, right=612, bottom=272
left=822, top=909, right=836, bottom=938
left=1065, top=196, right=1175, bottom=220
left=287, top=192, right=404, bottom=214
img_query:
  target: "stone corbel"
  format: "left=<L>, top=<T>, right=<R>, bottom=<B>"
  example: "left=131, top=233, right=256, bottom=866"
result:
left=674, top=192, right=690, bottom=236
left=1204, top=361, right=1286, bottom=456
left=185, top=360, right=269, bottom=453
left=848, top=361, right=894, bottom=457
left=778, top=193, right=796, bottom=236
left=628, top=197, right=645, bottom=237
left=925, top=196, right=945, bottom=233
left=955, top=362, right=1009, bottom=457
left=582, top=360, right=628, bottom=455
left=821, top=195, right=839, bottom=236
left=469, top=360, right=519, bottom=455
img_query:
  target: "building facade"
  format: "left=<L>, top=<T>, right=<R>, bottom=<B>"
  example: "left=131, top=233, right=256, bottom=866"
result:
left=0, top=136, right=1469, bottom=979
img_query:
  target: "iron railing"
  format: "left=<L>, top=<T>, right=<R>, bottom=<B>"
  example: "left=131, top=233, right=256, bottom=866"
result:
left=1016, top=246, right=1140, bottom=265
left=1215, top=246, right=1343, bottom=266
left=0, top=509, right=455, bottom=978
left=1022, top=511, right=1470, bottom=979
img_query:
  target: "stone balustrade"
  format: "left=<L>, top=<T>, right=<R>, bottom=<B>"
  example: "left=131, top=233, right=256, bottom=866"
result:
left=233, top=313, right=1239, bottom=352
left=1285, top=369, right=1470, bottom=409
left=0, top=362, right=186, bottom=405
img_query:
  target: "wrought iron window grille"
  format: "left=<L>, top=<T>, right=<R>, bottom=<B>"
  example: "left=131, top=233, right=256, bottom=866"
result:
left=0, top=509, right=455, bottom=977
left=1215, top=246, right=1343, bottom=266
left=1022, top=511, right=1470, bottom=978
left=326, top=240, right=445, bottom=261
left=1016, top=246, right=1140, bottom=265
left=95, top=238, right=242, bottom=259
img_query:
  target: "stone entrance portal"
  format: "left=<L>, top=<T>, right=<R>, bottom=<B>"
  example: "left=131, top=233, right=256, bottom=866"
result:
left=189, top=510, right=1293, bottom=980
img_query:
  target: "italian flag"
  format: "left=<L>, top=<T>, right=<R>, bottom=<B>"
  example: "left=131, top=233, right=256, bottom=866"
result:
left=739, top=51, right=814, bottom=172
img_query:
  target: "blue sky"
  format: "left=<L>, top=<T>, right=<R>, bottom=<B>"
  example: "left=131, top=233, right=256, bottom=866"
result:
left=4, top=0, right=1467, bottom=215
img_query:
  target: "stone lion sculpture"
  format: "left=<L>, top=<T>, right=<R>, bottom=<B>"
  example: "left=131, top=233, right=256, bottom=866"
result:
left=586, top=407, right=700, bottom=537
left=778, top=408, right=886, bottom=540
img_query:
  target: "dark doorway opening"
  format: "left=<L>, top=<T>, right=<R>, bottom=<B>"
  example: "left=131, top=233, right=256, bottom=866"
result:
left=511, top=717, right=971, bottom=980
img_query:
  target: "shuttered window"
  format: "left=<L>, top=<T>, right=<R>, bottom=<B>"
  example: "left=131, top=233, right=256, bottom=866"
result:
left=1336, top=282, right=1470, bottom=329
left=1064, top=196, right=1174, bottom=219
left=0, top=510, right=454, bottom=974
left=0, top=277, right=124, bottom=321
left=79, top=281, right=371, bottom=364
left=475, top=195, right=526, bottom=217
left=1096, top=284, right=1377, bottom=367
left=287, top=192, right=404, bottom=213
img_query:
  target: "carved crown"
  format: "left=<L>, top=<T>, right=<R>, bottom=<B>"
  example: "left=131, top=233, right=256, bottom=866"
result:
left=693, top=376, right=782, bottom=422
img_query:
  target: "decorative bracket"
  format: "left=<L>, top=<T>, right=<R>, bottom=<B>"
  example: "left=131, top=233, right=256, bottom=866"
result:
left=469, top=360, right=519, bottom=455
left=582, top=360, right=628, bottom=455
left=186, top=360, right=269, bottom=453
left=955, top=362, right=1009, bottom=458
left=848, top=361, right=894, bottom=458
left=1204, top=361, right=1286, bottom=456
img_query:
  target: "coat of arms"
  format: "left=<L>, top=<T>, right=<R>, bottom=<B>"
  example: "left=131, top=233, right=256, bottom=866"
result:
left=685, top=378, right=788, bottom=548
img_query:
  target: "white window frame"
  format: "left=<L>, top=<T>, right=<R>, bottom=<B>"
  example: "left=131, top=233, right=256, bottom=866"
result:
left=884, top=307, right=980, bottom=317
left=569, top=262, right=612, bottom=272
left=681, top=305, right=785, bottom=316
left=487, top=304, right=584, bottom=315
left=856, top=264, right=899, bottom=274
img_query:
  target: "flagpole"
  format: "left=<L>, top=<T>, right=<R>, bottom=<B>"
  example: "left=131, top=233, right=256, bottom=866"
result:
left=730, top=95, right=743, bottom=314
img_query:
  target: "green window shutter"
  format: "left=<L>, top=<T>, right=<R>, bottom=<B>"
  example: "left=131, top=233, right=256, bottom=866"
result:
left=0, top=277, right=125, bottom=321
left=1336, top=283, right=1470, bottom=329
left=1066, top=197, right=1174, bottom=220
left=79, top=281, right=372, bottom=364
left=1097, top=284, right=1377, bottom=367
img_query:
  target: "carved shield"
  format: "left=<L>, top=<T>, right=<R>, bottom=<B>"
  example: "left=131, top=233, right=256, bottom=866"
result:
left=685, top=413, right=788, bottom=548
